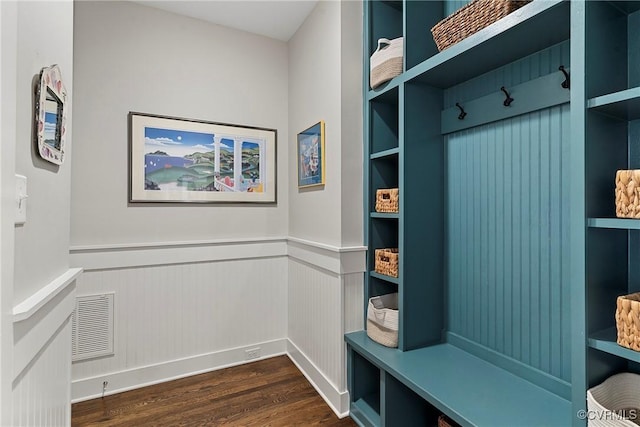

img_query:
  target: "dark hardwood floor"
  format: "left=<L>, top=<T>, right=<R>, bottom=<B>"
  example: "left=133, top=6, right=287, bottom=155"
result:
left=72, top=355, right=357, bottom=426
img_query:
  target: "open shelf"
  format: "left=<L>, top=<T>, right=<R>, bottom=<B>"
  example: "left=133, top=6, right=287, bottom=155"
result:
left=588, top=218, right=640, bottom=230
left=346, top=331, right=571, bottom=427
left=587, top=87, right=640, bottom=120
left=370, top=271, right=399, bottom=285
left=370, top=212, right=399, bottom=220
left=589, top=328, right=640, bottom=364
left=370, top=147, right=399, bottom=160
left=404, top=0, right=569, bottom=88
left=351, top=397, right=381, bottom=427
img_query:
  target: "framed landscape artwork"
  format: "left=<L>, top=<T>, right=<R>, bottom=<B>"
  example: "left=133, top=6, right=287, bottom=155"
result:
left=129, top=112, right=277, bottom=203
left=297, top=121, right=325, bottom=188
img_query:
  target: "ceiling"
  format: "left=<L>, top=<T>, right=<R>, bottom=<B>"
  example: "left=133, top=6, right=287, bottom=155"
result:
left=134, top=0, right=319, bottom=42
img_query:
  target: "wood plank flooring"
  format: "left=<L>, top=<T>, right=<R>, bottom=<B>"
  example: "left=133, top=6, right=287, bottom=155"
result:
left=72, top=355, right=357, bottom=426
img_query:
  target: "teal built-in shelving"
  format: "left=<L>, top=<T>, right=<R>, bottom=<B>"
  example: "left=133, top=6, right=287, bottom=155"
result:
left=347, top=1, right=640, bottom=426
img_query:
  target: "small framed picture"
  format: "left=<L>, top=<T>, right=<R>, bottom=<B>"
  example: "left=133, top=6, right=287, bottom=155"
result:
left=297, top=121, right=325, bottom=188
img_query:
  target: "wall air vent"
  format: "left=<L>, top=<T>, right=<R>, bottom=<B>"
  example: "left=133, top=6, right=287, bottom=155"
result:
left=72, top=293, right=114, bottom=362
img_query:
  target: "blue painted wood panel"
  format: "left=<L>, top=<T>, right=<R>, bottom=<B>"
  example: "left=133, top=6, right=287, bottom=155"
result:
left=444, top=0, right=471, bottom=17
left=444, top=41, right=570, bottom=109
left=447, top=103, right=571, bottom=382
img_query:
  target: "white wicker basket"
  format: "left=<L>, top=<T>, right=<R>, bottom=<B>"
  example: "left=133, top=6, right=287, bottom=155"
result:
left=587, top=373, right=640, bottom=426
left=366, top=293, right=398, bottom=348
left=370, top=37, right=403, bottom=89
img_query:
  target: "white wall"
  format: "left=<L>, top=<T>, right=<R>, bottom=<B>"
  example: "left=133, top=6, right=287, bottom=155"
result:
left=71, top=1, right=288, bottom=247
left=0, top=2, right=18, bottom=423
left=339, top=1, right=364, bottom=247
left=288, top=1, right=343, bottom=246
left=286, top=0, right=364, bottom=416
left=70, top=0, right=292, bottom=402
left=14, top=0, right=74, bottom=308
left=8, top=0, right=76, bottom=425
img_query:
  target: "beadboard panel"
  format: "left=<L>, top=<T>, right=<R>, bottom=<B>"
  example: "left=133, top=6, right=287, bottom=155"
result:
left=447, top=103, right=571, bottom=382
left=13, top=320, right=71, bottom=427
left=72, top=257, right=288, bottom=386
left=344, top=273, right=365, bottom=334
left=288, top=259, right=344, bottom=392
left=443, top=41, right=570, bottom=109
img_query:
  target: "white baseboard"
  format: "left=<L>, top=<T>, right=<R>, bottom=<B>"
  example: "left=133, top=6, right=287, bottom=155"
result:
left=71, top=337, right=351, bottom=419
left=286, top=339, right=350, bottom=418
left=71, top=338, right=287, bottom=403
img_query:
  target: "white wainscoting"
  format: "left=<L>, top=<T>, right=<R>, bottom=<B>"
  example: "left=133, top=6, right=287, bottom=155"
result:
left=12, top=269, right=77, bottom=427
left=70, top=238, right=365, bottom=417
left=287, top=240, right=365, bottom=417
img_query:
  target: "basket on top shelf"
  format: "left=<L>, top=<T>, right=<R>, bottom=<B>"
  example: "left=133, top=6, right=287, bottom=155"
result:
left=615, top=170, right=640, bottom=218
left=375, top=248, right=398, bottom=278
left=375, top=188, right=399, bottom=213
left=370, top=37, right=403, bottom=89
left=616, top=292, right=640, bottom=352
left=430, top=0, right=532, bottom=52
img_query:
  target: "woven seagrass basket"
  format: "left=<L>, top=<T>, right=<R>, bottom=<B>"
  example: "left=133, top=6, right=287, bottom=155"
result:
left=374, top=248, right=398, bottom=278
left=375, top=188, right=399, bottom=213
left=615, top=170, right=640, bottom=218
left=616, top=292, right=640, bottom=352
left=431, top=0, right=531, bottom=52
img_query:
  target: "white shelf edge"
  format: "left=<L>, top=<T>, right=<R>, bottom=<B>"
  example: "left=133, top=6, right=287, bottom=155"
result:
left=13, top=267, right=83, bottom=322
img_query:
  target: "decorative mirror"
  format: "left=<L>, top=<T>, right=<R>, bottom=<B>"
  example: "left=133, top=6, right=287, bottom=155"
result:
left=35, top=64, right=67, bottom=165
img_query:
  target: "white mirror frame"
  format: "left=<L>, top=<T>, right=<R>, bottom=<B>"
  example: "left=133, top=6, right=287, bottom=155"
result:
left=35, top=64, right=67, bottom=165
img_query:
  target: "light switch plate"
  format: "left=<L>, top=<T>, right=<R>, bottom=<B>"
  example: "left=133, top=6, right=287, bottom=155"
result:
left=15, top=174, right=27, bottom=225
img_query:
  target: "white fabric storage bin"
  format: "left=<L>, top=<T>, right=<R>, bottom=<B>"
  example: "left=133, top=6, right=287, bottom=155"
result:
left=366, top=293, right=399, bottom=348
left=587, top=373, right=640, bottom=426
left=369, top=37, right=403, bottom=89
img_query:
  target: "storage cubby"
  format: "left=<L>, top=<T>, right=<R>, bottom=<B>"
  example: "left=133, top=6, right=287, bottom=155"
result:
left=382, top=372, right=437, bottom=426
left=370, top=89, right=399, bottom=154
left=370, top=156, right=398, bottom=212
left=404, top=1, right=441, bottom=70
left=368, top=1, right=403, bottom=59
left=349, top=350, right=381, bottom=426
left=584, top=0, right=640, bottom=399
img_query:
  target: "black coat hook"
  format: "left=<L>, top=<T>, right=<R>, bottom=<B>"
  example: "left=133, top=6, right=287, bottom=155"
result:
left=500, top=86, right=513, bottom=106
left=559, top=65, right=570, bottom=89
left=455, top=102, right=467, bottom=120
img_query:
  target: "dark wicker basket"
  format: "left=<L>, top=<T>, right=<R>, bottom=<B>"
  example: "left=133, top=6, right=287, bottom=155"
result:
left=431, top=0, right=531, bottom=52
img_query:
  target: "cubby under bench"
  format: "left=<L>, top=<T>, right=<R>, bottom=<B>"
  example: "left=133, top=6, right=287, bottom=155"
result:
left=345, top=331, right=571, bottom=427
